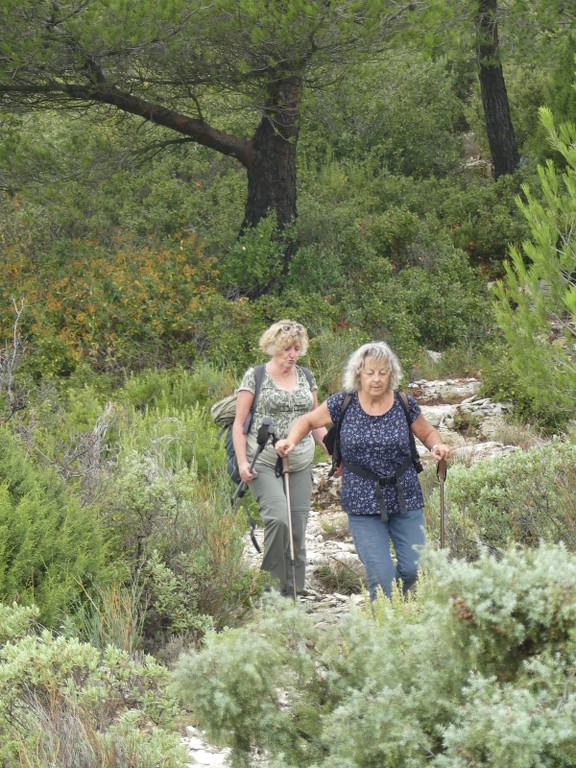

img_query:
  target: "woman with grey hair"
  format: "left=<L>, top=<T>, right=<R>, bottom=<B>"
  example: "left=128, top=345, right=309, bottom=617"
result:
left=233, top=320, right=327, bottom=596
left=276, top=341, right=451, bottom=600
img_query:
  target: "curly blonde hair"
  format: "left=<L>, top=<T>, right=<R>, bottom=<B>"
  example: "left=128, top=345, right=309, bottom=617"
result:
left=259, top=320, right=309, bottom=356
left=343, top=341, right=402, bottom=392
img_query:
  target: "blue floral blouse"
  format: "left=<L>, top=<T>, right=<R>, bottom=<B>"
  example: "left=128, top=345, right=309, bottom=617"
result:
left=326, top=391, right=425, bottom=517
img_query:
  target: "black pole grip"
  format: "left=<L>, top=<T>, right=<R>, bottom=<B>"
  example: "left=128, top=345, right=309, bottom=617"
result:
left=256, top=417, right=272, bottom=447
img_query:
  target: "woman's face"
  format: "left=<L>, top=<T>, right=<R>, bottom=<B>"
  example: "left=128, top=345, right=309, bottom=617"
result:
left=358, top=355, right=390, bottom=395
left=273, top=338, right=303, bottom=369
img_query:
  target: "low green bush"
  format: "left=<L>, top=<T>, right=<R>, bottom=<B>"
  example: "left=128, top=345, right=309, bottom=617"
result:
left=175, top=543, right=576, bottom=768
left=1, top=365, right=268, bottom=652
left=436, top=172, right=531, bottom=272
left=313, top=562, right=364, bottom=595
left=0, top=603, right=187, bottom=768
left=121, top=362, right=231, bottom=410
left=425, top=440, right=576, bottom=558
left=0, top=425, right=111, bottom=627
left=99, top=446, right=265, bottom=652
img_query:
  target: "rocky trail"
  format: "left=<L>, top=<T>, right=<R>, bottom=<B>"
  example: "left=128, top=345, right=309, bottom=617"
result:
left=183, top=377, right=525, bottom=766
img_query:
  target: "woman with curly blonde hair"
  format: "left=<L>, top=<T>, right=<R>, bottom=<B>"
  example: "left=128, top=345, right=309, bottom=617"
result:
left=233, top=320, right=327, bottom=596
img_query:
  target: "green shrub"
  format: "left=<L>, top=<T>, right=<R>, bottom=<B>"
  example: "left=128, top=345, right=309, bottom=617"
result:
left=220, top=214, right=287, bottom=296
left=425, top=440, right=576, bottom=558
left=308, top=329, right=367, bottom=397
left=0, top=603, right=186, bottom=767
left=100, top=446, right=265, bottom=651
left=394, top=246, right=493, bottom=350
left=313, top=563, right=364, bottom=595
left=476, top=334, right=566, bottom=431
left=175, top=544, right=576, bottom=768
left=0, top=601, right=41, bottom=643
left=326, top=243, right=492, bottom=372
left=303, top=53, right=463, bottom=178
left=3, top=367, right=268, bottom=650
left=436, top=173, right=531, bottom=272
left=0, top=425, right=110, bottom=627
left=121, top=363, right=231, bottom=411
left=492, top=112, right=576, bottom=430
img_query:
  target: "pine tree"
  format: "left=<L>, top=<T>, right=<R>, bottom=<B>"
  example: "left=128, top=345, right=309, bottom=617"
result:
left=493, top=107, right=576, bottom=426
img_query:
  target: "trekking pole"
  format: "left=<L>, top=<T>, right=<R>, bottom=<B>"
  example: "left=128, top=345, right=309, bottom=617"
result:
left=231, top=417, right=275, bottom=504
left=282, top=455, right=298, bottom=602
left=437, top=458, right=447, bottom=548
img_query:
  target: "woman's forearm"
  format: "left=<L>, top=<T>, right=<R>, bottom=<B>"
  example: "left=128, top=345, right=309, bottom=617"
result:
left=277, top=401, right=331, bottom=456
left=286, top=413, right=315, bottom=445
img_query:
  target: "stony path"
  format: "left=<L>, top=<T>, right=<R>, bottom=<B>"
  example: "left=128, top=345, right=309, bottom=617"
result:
left=182, top=377, right=521, bottom=765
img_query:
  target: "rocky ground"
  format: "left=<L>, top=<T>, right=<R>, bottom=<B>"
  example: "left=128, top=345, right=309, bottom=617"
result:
left=183, top=377, right=527, bottom=766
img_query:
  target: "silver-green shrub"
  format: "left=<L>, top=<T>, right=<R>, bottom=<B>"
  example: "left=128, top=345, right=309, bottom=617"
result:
left=175, top=544, right=576, bottom=768
left=0, top=603, right=187, bottom=767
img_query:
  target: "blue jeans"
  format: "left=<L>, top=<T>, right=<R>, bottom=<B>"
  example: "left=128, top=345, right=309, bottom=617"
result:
left=348, top=509, right=425, bottom=600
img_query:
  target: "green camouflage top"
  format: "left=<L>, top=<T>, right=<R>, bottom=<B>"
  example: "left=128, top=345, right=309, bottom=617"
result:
left=239, top=365, right=317, bottom=472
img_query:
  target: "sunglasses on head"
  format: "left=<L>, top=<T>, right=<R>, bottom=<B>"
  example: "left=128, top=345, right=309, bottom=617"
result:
left=277, top=322, right=304, bottom=333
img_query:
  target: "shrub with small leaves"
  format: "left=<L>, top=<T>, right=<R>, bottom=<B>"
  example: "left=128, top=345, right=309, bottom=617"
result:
left=425, top=440, right=576, bottom=558
left=0, top=603, right=187, bottom=767
left=101, top=445, right=265, bottom=651
left=175, top=544, right=576, bottom=768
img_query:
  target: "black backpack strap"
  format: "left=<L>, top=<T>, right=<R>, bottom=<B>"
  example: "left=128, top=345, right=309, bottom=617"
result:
left=234, top=364, right=267, bottom=553
left=243, top=363, right=266, bottom=435
left=342, top=456, right=413, bottom=520
left=328, top=392, right=353, bottom=477
left=339, top=391, right=423, bottom=520
left=396, top=391, right=423, bottom=474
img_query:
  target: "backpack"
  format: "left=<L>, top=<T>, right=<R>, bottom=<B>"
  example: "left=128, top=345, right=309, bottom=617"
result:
left=325, top=390, right=423, bottom=477
left=211, top=364, right=314, bottom=486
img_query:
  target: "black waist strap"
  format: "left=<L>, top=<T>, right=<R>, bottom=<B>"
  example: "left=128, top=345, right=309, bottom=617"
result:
left=342, top=456, right=413, bottom=521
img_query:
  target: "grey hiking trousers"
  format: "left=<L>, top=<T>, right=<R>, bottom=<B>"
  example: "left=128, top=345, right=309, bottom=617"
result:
left=249, top=461, right=313, bottom=594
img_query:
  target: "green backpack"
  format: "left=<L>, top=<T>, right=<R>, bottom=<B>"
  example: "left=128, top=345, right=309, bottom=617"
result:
left=211, top=364, right=266, bottom=485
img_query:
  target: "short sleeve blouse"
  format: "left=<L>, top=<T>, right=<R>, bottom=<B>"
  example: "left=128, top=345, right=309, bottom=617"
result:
left=239, top=365, right=317, bottom=472
left=326, top=391, right=424, bottom=516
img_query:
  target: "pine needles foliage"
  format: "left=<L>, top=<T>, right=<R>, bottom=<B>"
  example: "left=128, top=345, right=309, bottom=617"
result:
left=493, top=107, right=576, bottom=428
left=0, top=425, right=109, bottom=627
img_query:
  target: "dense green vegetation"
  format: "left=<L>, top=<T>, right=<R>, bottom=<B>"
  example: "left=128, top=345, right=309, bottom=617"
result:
left=176, top=544, right=576, bottom=768
left=0, top=1, right=574, bottom=764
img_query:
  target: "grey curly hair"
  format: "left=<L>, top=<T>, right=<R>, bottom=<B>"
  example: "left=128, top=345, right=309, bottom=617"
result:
left=259, top=320, right=309, bottom=356
left=343, top=341, right=402, bottom=392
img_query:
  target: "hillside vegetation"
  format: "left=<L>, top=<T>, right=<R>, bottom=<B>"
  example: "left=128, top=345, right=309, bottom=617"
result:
left=0, top=1, right=574, bottom=764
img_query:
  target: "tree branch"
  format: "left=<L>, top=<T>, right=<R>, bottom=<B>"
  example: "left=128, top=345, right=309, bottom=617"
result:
left=0, top=82, right=252, bottom=166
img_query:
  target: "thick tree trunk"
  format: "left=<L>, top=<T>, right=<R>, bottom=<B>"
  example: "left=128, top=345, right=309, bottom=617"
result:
left=63, top=76, right=301, bottom=287
left=60, top=78, right=300, bottom=232
left=243, top=117, right=297, bottom=232
left=242, top=77, right=300, bottom=277
left=55, top=78, right=300, bottom=289
left=476, top=0, right=520, bottom=179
